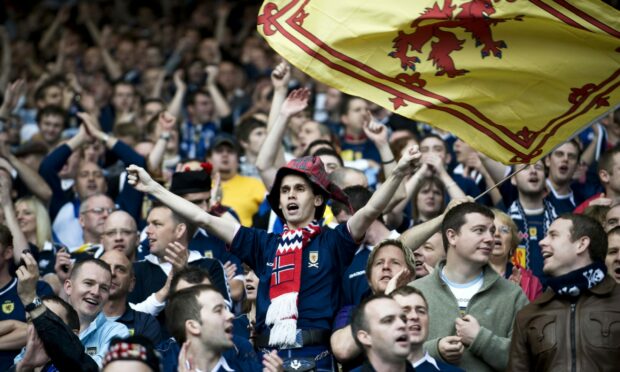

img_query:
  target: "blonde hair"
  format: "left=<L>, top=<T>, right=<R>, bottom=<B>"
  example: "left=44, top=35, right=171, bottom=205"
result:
left=15, top=197, right=51, bottom=249
left=491, top=209, right=520, bottom=253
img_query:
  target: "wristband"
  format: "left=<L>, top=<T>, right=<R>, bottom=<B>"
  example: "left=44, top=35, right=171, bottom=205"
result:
left=381, top=158, right=395, bottom=165
left=101, top=133, right=110, bottom=143
left=25, top=297, right=42, bottom=312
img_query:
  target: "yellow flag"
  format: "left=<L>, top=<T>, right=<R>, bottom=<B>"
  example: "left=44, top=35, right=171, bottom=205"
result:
left=258, top=0, right=620, bottom=164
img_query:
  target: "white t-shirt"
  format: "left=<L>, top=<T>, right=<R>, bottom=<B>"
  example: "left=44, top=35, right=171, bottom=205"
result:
left=440, top=268, right=483, bottom=315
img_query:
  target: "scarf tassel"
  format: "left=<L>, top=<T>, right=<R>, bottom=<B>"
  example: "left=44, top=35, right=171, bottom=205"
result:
left=266, top=292, right=299, bottom=346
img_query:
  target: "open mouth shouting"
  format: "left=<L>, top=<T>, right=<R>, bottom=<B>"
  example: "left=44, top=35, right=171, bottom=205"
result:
left=395, top=332, right=410, bottom=348
left=286, top=203, right=300, bottom=215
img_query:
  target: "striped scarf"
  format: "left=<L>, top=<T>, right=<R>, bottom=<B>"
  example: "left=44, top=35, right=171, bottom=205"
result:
left=266, top=221, right=321, bottom=346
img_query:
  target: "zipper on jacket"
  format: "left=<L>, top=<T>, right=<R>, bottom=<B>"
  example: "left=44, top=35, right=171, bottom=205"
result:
left=570, top=303, right=576, bottom=372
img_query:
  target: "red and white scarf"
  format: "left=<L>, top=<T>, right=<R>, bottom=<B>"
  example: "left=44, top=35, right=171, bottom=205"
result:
left=266, top=221, right=321, bottom=346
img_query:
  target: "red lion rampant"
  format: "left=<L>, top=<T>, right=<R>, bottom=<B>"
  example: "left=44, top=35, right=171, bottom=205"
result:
left=389, top=0, right=509, bottom=78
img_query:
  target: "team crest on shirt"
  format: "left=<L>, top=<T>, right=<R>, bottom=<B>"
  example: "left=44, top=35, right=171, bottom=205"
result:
left=2, top=300, right=14, bottom=314
left=308, top=251, right=319, bottom=268
left=86, top=347, right=97, bottom=356
left=204, top=250, right=213, bottom=259
left=529, top=227, right=538, bottom=240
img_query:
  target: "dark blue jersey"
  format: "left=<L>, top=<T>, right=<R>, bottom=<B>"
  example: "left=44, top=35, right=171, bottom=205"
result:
left=157, top=335, right=260, bottom=372
left=128, top=254, right=231, bottom=305
left=230, top=223, right=358, bottom=334
left=189, top=229, right=243, bottom=277
left=340, top=139, right=382, bottom=164
left=0, top=278, right=53, bottom=371
left=507, top=200, right=557, bottom=286
left=342, top=246, right=371, bottom=306
left=112, top=306, right=163, bottom=345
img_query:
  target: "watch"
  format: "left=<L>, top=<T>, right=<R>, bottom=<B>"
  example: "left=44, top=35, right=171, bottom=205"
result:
left=160, top=132, right=171, bottom=141
left=24, top=297, right=42, bottom=312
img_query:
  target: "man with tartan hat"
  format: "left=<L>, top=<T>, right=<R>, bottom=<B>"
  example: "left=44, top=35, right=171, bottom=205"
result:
left=126, top=146, right=421, bottom=371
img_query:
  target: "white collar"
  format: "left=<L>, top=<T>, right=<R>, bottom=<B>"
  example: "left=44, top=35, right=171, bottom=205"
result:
left=546, top=179, right=574, bottom=200
left=211, top=356, right=234, bottom=372
left=453, top=163, right=482, bottom=184
left=145, top=250, right=203, bottom=275
left=194, top=228, right=209, bottom=238
left=412, top=351, right=439, bottom=369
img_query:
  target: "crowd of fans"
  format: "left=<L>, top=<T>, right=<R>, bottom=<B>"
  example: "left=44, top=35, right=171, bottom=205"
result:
left=0, top=1, right=619, bottom=371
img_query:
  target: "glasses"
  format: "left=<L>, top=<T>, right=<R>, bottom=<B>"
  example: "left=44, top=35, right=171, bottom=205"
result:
left=497, top=225, right=511, bottom=234
left=103, top=228, right=136, bottom=238
left=81, top=207, right=117, bottom=215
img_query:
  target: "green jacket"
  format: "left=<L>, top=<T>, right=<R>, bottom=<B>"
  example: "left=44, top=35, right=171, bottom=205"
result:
left=409, top=262, right=529, bottom=372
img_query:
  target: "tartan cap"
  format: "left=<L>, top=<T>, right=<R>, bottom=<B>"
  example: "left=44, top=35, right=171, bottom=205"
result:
left=268, top=156, right=351, bottom=220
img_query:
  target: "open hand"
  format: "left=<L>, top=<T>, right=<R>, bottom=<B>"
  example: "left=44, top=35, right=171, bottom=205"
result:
left=280, top=88, right=310, bottom=118
left=165, top=241, right=189, bottom=273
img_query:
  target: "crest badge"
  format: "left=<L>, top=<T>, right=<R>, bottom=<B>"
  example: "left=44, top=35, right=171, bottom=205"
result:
left=308, top=251, right=319, bottom=268
left=204, top=250, right=213, bottom=259
left=2, top=300, right=14, bottom=314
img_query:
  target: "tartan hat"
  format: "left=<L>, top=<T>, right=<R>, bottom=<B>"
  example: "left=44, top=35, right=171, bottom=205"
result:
left=267, top=156, right=351, bottom=220
left=169, top=168, right=211, bottom=195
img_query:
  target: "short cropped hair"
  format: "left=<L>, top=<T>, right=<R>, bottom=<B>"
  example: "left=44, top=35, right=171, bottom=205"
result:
left=235, top=116, right=266, bottom=143
left=170, top=266, right=212, bottom=294
left=441, top=202, right=495, bottom=249
left=312, top=148, right=344, bottom=167
left=390, top=285, right=428, bottom=308
left=558, top=213, right=607, bottom=262
left=350, top=294, right=392, bottom=349
left=166, top=284, right=218, bottom=344
left=598, top=145, right=620, bottom=175
left=149, top=202, right=197, bottom=239
left=42, top=295, right=80, bottom=331
left=70, top=258, right=112, bottom=280
left=36, top=105, right=67, bottom=126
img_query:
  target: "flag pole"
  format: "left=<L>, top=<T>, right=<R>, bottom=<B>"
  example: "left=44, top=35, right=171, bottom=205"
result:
left=474, top=165, right=527, bottom=202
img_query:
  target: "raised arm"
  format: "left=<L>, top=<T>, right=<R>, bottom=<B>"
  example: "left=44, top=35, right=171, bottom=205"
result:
left=0, top=27, right=11, bottom=93
left=126, top=165, right=239, bottom=244
left=0, top=80, right=25, bottom=120
left=0, top=143, right=51, bottom=203
left=81, top=4, right=122, bottom=81
left=256, top=87, right=308, bottom=190
left=260, top=61, right=291, bottom=186
left=168, top=70, right=187, bottom=120
left=38, top=5, right=70, bottom=52
left=147, top=111, right=175, bottom=175
left=399, top=197, right=471, bottom=252
left=0, top=172, right=29, bottom=266
left=362, top=112, right=406, bottom=211
left=465, top=152, right=502, bottom=206
left=347, top=145, right=421, bottom=242
left=423, top=153, right=466, bottom=199
left=204, top=66, right=231, bottom=119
